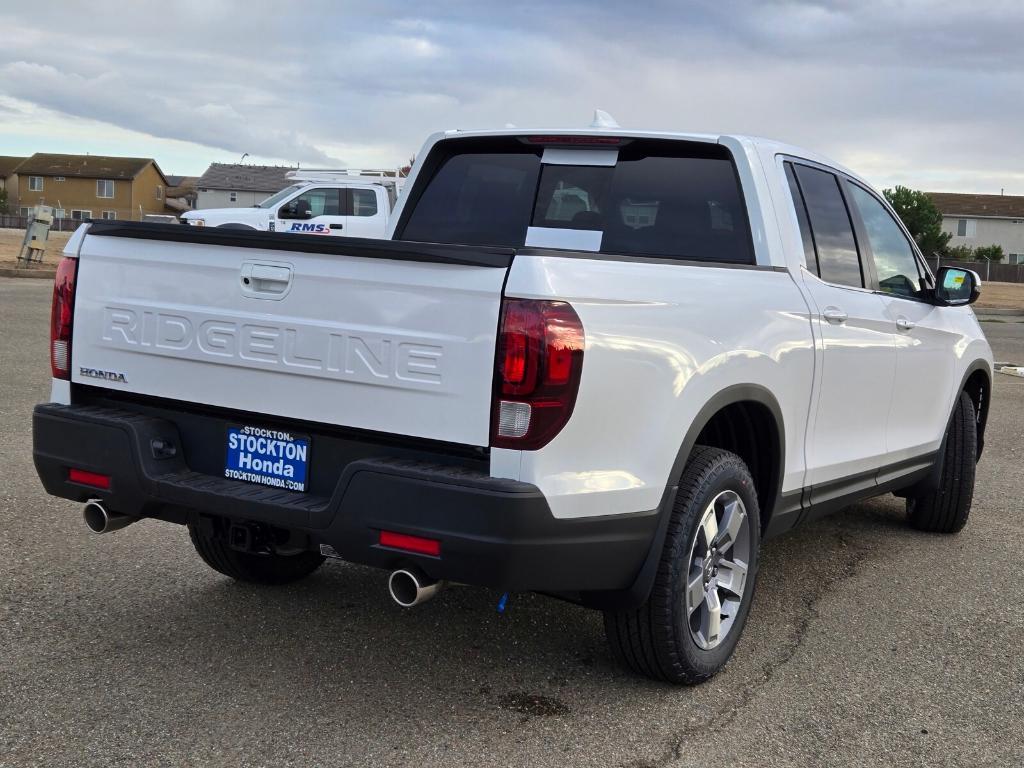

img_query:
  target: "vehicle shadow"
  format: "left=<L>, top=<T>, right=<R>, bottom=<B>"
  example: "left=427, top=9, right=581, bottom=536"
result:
left=17, top=493, right=933, bottom=765
left=53, top=494, right=915, bottom=696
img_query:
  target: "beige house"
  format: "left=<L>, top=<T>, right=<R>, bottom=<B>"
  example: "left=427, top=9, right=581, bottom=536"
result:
left=0, top=156, right=25, bottom=210
left=14, top=153, right=170, bottom=221
left=929, top=192, right=1024, bottom=264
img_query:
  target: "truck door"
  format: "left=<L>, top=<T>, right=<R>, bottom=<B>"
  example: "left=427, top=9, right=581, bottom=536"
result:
left=276, top=187, right=345, bottom=236
left=785, top=161, right=898, bottom=493
left=342, top=187, right=385, bottom=239
left=842, top=180, right=960, bottom=467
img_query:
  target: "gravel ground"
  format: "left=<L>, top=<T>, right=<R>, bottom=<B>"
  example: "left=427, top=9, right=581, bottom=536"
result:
left=1, top=278, right=1021, bottom=768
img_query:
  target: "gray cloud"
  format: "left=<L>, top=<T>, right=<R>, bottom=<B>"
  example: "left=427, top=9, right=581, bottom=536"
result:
left=0, top=1, right=1021, bottom=191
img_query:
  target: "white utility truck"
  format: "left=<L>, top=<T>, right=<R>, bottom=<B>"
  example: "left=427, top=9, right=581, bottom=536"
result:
left=34, top=124, right=992, bottom=684
left=180, top=170, right=402, bottom=239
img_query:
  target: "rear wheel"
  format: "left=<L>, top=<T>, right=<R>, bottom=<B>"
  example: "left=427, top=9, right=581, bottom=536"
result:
left=906, top=390, right=977, bottom=533
left=188, top=522, right=325, bottom=585
left=604, top=446, right=761, bottom=684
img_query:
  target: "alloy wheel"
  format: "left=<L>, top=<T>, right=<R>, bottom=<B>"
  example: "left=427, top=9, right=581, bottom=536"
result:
left=684, top=489, right=752, bottom=650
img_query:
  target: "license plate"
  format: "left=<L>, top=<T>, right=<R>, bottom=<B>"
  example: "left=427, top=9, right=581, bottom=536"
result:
left=224, top=426, right=309, bottom=492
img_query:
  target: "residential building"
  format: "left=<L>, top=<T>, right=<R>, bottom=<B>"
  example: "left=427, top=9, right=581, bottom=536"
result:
left=164, top=175, right=199, bottom=213
left=929, top=192, right=1024, bottom=264
left=0, top=156, right=26, bottom=210
left=14, top=153, right=169, bottom=221
left=195, top=163, right=296, bottom=209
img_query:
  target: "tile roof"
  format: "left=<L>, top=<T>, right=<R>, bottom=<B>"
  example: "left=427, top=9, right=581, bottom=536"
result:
left=0, top=156, right=26, bottom=177
left=15, top=153, right=166, bottom=183
left=928, top=192, right=1024, bottom=219
left=196, top=163, right=297, bottom=193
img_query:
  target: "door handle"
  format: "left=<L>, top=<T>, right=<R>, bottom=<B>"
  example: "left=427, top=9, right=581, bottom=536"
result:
left=822, top=307, right=848, bottom=325
left=240, top=262, right=293, bottom=299
left=896, top=317, right=916, bottom=332
left=250, top=264, right=290, bottom=285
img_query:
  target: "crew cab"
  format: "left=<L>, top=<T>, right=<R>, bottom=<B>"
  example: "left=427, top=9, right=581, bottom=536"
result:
left=33, top=125, right=992, bottom=684
left=180, top=170, right=401, bottom=239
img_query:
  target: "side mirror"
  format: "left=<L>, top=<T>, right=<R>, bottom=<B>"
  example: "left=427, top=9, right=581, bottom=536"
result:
left=933, top=266, right=981, bottom=306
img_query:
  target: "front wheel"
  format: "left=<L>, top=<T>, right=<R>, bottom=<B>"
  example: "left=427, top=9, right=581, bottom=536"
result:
left=906, top=390, right=978, bottom=533
left=604, top=446, right=761, bottom=684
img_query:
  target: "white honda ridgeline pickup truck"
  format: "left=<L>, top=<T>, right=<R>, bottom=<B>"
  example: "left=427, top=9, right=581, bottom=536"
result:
left=34, top=127, right=992, bottom=684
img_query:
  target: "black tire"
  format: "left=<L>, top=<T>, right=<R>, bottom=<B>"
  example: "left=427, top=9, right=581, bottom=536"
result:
left=907, top=390, right=977, bottom=533
left=603, top=446, right=761, bottom=684
left=187, top=523, right=326, bottom=585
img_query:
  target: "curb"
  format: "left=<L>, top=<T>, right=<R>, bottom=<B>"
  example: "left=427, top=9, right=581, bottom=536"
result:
left=0, top=267, right=56, bottom=280
left=995, top=362, right=1024, bottom=378
left=974, top=307, right=1024, bottom=317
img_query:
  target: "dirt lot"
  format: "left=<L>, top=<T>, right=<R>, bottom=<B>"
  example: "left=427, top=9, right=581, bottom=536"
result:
left=0, top=227, right=73, bottom=268
left=972, top=280, right=1024, bottom=310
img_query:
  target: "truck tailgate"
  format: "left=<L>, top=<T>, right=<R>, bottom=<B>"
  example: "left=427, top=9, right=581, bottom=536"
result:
left=70, top=223, right=513, bottom=447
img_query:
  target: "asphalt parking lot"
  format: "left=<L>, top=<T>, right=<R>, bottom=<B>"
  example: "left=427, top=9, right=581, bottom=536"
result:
left=1, top=276, right=1022, bottom=768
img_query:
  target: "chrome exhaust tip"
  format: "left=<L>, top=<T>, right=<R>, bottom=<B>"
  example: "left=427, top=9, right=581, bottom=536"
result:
left=82, top=500, right=135, bottom=535
left=388, top=569, right=445, bottom=608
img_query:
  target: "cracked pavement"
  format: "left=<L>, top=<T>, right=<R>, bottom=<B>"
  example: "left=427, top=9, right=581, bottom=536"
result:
left=1, top=278, right=1022, bottom=767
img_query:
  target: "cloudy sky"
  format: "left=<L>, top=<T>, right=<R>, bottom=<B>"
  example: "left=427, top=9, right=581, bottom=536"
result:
left=1, top=1, right=1021, bottom=193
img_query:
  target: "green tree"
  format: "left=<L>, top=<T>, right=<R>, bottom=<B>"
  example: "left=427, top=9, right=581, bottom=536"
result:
left=0, top=188, right=8, bottom=214
left=946, top=244, right=974, bottom=261
left=972, top=244, right=1004, bottom=262
left=882, top=186, right=952, bottom=257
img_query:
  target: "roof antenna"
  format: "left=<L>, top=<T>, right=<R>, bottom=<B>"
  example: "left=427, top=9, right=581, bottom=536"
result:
left=590, top=109, right=620, bottom=129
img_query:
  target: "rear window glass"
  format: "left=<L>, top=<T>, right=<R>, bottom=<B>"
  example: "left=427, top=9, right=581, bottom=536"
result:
left=399, top=138, right=754, bottom=263
left=400, top=149, right=541, bottom=247
left=792, top=164, right=863, bottom=288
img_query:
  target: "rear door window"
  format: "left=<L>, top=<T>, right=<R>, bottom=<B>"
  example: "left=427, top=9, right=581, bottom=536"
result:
left=784, top=163, right=818, bottom=273
left=792, top=164, right=864, bottom=288
left=349, top=188, right=379, bottom=217
left=400, top=138, right=754, bottom=264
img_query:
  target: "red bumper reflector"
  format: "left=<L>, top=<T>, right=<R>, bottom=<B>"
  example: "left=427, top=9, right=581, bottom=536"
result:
left=379, top=530, right=441, bottom=557
left=69, top=468, right=111, bottom=490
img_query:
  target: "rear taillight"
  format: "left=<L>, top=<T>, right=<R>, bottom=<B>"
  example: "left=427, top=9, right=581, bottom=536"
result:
left=491, top=298, right=584, bottom=450
left=50, top=256, right=78, bottom=380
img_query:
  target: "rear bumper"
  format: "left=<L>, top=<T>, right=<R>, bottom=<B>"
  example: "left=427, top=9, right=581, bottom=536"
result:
left=32, top=402, right=658, bottom=593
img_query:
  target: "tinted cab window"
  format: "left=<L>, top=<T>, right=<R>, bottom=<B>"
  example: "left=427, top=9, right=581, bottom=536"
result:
left=846, top=183, right=924, bottom=298
left=791, top=164, right=863, bottom=288
left=400, top=149, right=541, bottom=247
left=400, top=138, right=754, bottom=264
